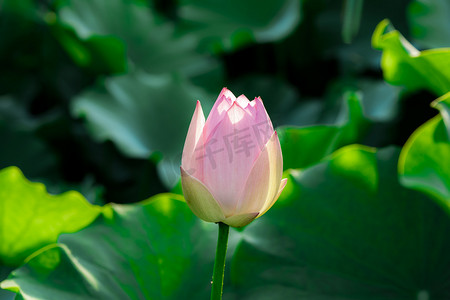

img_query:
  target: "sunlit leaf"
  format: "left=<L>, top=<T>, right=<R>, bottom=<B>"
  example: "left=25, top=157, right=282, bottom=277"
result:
left=1, top=194, right=217, bottom=299
left=399, top=91, right=450, bottom=210
left=0, top=167, right=102, bottom=266
left=372, top=19, right=450, bottom=96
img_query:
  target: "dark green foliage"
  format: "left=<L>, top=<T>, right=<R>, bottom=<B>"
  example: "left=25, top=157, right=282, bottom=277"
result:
left=0, top=0, right=449, bottom=299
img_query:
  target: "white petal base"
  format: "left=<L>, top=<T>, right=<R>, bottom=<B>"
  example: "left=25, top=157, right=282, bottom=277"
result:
left=180, top=167, right=225, bottom=223
left=224, top=212, right=259, bottom=227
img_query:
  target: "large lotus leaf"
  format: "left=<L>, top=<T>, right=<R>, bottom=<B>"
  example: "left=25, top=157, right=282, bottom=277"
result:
left=0, top=167, right=102, bottom=266
left=71, top=71, right=213, bottom=187
left=372, top=19, right=450, bottom=96
left=278, top=92, right=369, bottom=170
left=56, top=0, right=212, bottom=75
left=177, top=0, right=301, bottom=52
left=399, top=91, right=450, bottom=210
left=1, top=194, right=218, bottom=299
left=231, top=145, right=450, bottom=299
left=409, top=0, right=450, bottom=48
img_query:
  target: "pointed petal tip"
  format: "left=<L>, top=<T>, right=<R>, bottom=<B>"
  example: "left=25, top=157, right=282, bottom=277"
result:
left=254, top=96, right=264, bottom=104
left=194, top=100, right=205, bottom=116
left=219, top=87, right=236, bottom=101
left=182, top=101, right=206, bottom=168
left=195, top=99, right=204, bottom=111
left=227, top=100, right=246, bottom=111
left=236, top=94, right=251, bottom=108
left=266, top=130, right=280, bottom=146
left=192, top=99, right=205, bottom=117
left=253, top=97, right=271, bottom=125
left=226, top=101, right=248, bottom=124
left=226, top=100, right=247, bottom=114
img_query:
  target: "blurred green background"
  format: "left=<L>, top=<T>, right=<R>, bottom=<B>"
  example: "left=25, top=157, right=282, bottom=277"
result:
left=1, top=0, right=450, bottom=299
left=1, top=0, right=443, bottom=202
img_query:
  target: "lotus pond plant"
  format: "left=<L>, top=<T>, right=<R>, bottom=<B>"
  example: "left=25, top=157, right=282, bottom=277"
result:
left=181, top=88, right=286, bottom=299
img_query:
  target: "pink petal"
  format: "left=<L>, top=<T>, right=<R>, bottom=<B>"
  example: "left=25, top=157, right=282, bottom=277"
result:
left=219, top=87, right=236, bottom=102
left=236, top=94, right=251, bottom=109
left=252, top=97, right=274, bottom=150
left=224, top=212, right=259, bottom=227
left=203, top=88, right=235, bottom=139
left=235, top=131, right=283, bottom=215
left=196, top=102, right=263, bottom=216
left=180, top=166, right=225, bottom=222
left=181, top=101, right=205, bottom=176
left=246, top=99, right=257, bottom=117
left=258, top=178, right=288, bottom=218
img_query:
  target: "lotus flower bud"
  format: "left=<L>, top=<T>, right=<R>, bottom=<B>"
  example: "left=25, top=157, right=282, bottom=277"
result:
left=180, top=88, right=287, bottom=227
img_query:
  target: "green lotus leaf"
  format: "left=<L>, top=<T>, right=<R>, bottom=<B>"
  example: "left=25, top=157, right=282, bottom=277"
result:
left=1, top=194, right=217, bottom=299
left=372, top=19, right=450, bottom=96
left=399, top=91, right=450, bottom=209
left=0, top=167, right=102, bottom=266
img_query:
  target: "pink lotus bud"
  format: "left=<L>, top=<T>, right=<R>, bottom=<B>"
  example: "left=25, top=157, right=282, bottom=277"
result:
left=181, top=88, right=287, bottom=227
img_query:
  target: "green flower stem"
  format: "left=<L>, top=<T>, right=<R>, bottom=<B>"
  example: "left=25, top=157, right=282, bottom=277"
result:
left=211, top=222, right=230, bottom=300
